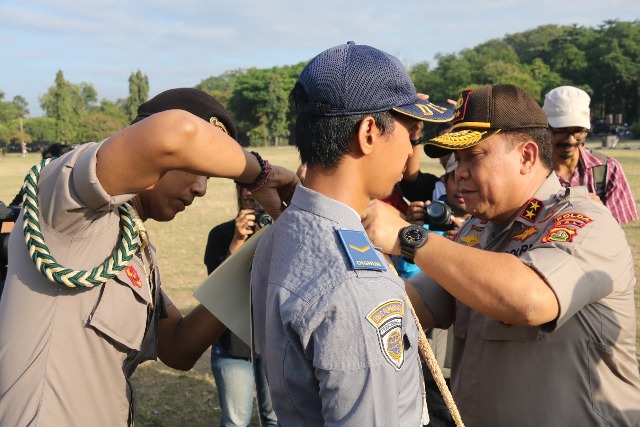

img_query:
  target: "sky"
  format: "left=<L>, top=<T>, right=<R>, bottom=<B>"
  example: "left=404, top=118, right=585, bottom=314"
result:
left=1, top=0, right=638, bottom=117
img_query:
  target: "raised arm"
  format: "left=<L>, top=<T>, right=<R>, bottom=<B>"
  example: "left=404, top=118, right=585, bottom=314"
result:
left=96, top=109, right=297, bottom=217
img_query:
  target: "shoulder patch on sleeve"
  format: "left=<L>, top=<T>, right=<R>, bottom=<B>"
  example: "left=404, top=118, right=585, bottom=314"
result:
left=336, top=229, right=386, bottom=271
left=540, top=212, right=592, bottom=243
left=366, top=299, right=405, bottom=370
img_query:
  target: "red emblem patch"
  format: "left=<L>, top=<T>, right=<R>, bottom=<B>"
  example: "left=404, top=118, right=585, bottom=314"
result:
left=125, top=266, right=143, bottom=288
left=541, top=227, right=577, bottom=243
left=552, top=212, right=592, bottom=228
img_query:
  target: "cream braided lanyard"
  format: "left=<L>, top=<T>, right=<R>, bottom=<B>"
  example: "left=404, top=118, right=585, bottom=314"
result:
left=386, top=256, right=465, bottom=427
left=22, top=158, right=148, bottom=288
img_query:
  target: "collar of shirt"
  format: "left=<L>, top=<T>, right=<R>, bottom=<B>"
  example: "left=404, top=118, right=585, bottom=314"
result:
left=578, top=145, right=606, bottom=169
left=290, top=184, right=363, bottom=230
left=557, top=145, right=604, bottom=189
left=485, top=174, right=566, bottom=240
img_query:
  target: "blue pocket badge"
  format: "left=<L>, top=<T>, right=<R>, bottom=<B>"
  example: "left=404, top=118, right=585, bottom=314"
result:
left=336, top=229, right=386, bottom=271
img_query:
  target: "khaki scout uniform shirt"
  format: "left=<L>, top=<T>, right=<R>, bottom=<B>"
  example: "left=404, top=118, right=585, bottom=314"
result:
left=251, top=185, right=424, bottom=426
left=0, top=142, right=168, bottom=426
left=413, top=173, right=640, bottom=426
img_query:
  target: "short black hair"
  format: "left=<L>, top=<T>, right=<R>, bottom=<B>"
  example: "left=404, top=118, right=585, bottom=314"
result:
left=42, top=143, right=73, bottom=159
left=291, top=83, right=397, bottom=171
left=502, top=127, right=553, bottom=171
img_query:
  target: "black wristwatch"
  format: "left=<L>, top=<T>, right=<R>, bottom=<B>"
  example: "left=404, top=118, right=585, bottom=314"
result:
left=398, top=224, right=429, bottom=264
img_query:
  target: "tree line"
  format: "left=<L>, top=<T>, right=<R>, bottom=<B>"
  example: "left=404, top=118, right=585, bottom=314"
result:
left=1, top=19, right=638, bottom=150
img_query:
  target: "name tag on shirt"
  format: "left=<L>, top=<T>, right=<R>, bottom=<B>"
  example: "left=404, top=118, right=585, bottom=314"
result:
left=336, top=229, right=386, bottom=271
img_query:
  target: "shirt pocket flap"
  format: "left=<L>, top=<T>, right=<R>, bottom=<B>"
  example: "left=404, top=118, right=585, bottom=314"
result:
left=86, top=279, right=148, bottom=351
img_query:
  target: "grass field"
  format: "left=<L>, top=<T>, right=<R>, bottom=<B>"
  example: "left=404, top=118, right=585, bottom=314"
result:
left=1, top=141, right=640, bottom=426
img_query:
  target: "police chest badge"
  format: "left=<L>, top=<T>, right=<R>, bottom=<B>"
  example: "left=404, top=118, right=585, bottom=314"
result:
left=366, top=299, right=405, bottom=370
left=336, top=229, right=386, bottom=271
left=125, top=265, right=143, bottom=288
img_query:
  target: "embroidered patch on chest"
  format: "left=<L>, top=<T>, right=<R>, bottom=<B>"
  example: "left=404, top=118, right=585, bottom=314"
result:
left=460, top=233, right=480, bottom=247
left=125, top=266, right=143, bottom=288
left=512, top=226, right=538, bottom=241
left=366, top=299, right=405, bottom=370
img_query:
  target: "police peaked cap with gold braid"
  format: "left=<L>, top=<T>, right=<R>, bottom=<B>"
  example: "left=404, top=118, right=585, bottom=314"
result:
left=131, top=88, right=237, bottom=140
left=424, top=84, right=548, bottom=158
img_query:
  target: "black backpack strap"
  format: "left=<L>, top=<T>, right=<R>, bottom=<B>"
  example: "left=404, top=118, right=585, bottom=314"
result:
left=589, top=150, right=609, bottom=200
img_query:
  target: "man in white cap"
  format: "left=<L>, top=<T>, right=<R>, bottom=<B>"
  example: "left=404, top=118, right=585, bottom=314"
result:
left=542, top=86, right=638, bottom=224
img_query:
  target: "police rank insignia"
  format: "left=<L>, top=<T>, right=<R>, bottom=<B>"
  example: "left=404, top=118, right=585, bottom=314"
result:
left=512, top=226, right=538, bottom=241
left=366, top=299, right=405, bottom=370
left=519, top=198, right=544, bottom=223
left=125, top=266, right=143, bottom=288
left=336, top=229, right=386, bottom=271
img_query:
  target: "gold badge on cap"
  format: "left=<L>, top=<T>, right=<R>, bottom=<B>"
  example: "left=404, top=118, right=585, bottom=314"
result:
left=209, top=117, right=229, bottom=135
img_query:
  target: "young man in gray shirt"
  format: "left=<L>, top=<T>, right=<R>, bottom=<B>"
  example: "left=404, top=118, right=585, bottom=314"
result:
left=251, top=42, right=452, bottom=426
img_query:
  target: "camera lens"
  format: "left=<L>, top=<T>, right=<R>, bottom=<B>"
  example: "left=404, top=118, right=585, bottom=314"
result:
left=256, top=211, right=273, bottom=228
left=425, top=201, right=452, bottom=225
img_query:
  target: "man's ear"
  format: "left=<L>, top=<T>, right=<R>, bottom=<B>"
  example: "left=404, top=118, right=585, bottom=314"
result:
left=355, top=116, right=378, bottom=156
left=521, top=140, right=538, bottom=174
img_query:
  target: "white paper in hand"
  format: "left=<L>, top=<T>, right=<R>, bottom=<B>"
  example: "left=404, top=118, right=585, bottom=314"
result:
left=193, top=225, right=268, bottom=346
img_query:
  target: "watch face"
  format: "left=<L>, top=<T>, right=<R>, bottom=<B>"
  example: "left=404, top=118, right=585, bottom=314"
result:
left=404, top=228, right=424, bottom=243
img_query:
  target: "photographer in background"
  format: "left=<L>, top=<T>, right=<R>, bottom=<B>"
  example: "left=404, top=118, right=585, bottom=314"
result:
left=204, top=185, right=277, bottom=427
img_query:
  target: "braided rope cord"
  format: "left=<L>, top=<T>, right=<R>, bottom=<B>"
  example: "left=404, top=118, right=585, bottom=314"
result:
left=384, top=255, right=465, bottom=426
left=22, top=158, right=148, bottom=288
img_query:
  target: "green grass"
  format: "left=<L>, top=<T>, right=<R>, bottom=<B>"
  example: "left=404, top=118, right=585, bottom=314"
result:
left=1, top=142, right=640, bottom=426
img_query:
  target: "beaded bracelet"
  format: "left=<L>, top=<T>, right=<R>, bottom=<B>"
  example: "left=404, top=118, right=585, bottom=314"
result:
left=235, top=151, right=272, bottom=192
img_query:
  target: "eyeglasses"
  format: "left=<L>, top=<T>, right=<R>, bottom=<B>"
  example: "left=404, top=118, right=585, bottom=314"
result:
left=550, top=127, right=588, bottom=141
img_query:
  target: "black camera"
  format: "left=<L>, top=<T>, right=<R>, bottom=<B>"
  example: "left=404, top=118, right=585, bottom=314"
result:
left=255, top=210, right=273, bottom=228
left=424, top=200, right=455, bottom=231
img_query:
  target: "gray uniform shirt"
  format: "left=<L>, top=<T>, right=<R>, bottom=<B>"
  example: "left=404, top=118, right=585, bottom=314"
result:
left=0, top=142, right=168, bottom=426
left=251, top=185, right=423, bottom=426
left=413, top=173, right=640, bottom=426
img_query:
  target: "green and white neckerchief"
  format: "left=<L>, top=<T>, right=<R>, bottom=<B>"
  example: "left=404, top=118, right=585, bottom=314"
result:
left=21, top=157, right=148, bottom=288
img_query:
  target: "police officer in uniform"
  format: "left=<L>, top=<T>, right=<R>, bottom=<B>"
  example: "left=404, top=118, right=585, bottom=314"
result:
left=363, top=84, right=640, bottom=426
left=251, top=42, right=453, bottom=426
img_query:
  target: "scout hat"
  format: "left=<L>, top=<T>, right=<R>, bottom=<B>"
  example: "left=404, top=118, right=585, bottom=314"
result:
left=424, top=84, right=548, bottom=158
left=293, top=42, right=453, bottom=123
left=542, top=86, right=591, bottom=129
left=131, top=88, right=237, bottom=139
